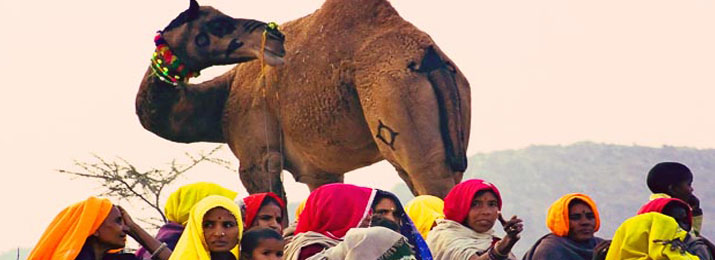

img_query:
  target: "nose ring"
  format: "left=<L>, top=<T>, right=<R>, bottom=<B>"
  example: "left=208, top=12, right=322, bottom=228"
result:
left=220, top=232, right=225, bottom=236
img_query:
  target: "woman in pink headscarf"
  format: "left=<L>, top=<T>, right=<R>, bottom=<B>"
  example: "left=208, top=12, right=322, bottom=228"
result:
left=427, top=179, right=523, bottom=260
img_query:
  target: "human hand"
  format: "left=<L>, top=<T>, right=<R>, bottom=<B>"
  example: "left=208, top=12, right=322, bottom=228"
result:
left=688, top=194, right=703, bottom=216
left=117, top=206, right=138, bottom=236
left=498, top=213, right=523, bottom=240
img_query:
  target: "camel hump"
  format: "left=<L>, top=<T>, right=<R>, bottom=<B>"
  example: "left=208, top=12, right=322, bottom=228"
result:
left=418, top=46, right=468, bottom=172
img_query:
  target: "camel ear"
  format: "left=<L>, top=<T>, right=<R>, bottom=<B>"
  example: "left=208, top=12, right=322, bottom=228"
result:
left=188, top=0, right=200, bottom=19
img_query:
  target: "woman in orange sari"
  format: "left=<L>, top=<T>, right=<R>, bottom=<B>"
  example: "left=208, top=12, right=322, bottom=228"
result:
left=29, top=197, right=170, bottom=260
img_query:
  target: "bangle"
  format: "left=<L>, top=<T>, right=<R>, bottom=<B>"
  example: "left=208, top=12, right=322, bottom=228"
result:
left=489, top=246, right=508, bottom=260
left=150, top=242, right=167, bottom=259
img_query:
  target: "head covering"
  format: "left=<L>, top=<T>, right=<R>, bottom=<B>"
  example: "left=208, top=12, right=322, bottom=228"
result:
left=443, top=179, right=501, bottom=223
left=605, top=212, right=698, bottom=260
left=170, top=195, right=243, bottom=260
left=295, top=183, right=376, bottom=240
left=241, top=192, right=285, bottom=228
left=29, top=197, right=114, bottom=260
left=165, top=182, right=238, bottom=225
left=320, top=227, right=417, bottom=260
left=647, top=162, right=693, bottom=194
left=405, top=195, right=445, bottom=240
left=546, top=193, right=601, bottom=237
left=375, top=190, right=433, bottom=260
left=295, top=198, right=307, bottom=221
left=637, top=198, right=693, bottom=229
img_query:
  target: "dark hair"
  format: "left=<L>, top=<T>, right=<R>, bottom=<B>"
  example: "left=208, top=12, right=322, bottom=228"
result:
left=240, top=228, right=283, bottom=258
left=647, top=162, right=693, bottom=194
left=371, top=216, right=400, bottom=231
left=568, top=198, right=591, bottom=209
left=261, top=195, right=282, bottom=208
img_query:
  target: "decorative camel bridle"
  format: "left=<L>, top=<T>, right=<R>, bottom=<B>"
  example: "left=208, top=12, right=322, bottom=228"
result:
left=149, top=22, right=281, bottom=87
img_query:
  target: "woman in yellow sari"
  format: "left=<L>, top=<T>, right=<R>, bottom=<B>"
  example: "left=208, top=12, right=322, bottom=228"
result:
left=170, top=195, right=243, bottom=260
left=405, top=195, right=445, bottom=240
left=605, top=212, right=699, bottom=260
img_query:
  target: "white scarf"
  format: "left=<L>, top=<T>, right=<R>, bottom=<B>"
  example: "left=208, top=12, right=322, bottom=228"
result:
left=426, top=219, right=496, bottom=260
left=284, top=231, right=341, bottom=260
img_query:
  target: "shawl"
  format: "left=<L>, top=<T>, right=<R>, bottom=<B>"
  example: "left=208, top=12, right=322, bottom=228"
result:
left=169, top=195, right=243, bottom=260
left=165, top=182, right=238, bottom=225
left=317, top=227, right=417, bottom=260
left=426, top=219, right=501, bottom=260
left=546, top=193, right=601, bottom=237
left=28, top=197, right=114, bottom=260
left=522, top=233, right=604, bottom=260
left=405, top=195, right=445, bottom=240
left=284, top=231, right=341, bottom=260
left=605, top=212, right=699, bottom=260
left=241, top=192, right=285, bottom=228
left=444, top=179, right=501, bottom=223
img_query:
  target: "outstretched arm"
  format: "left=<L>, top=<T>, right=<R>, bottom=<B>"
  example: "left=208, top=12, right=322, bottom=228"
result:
left=136, top=67, right=235, bottom=143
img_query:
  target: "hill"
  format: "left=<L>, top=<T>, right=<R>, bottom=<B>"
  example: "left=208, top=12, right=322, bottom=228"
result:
left=390, top=142, right=715, bottom=256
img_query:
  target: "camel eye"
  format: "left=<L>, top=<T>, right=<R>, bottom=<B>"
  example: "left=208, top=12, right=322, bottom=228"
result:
left=206, top=17, right=236, bottom=37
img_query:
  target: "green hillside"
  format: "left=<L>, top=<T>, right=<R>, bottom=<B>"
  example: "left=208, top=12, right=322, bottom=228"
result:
left=391, top=142, right=715, bottom=256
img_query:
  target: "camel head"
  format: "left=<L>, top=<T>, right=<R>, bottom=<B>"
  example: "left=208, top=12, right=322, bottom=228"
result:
left=157, top=0, right=286, bottom=71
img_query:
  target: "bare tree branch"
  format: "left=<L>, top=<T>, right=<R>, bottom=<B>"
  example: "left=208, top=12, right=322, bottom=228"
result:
left=57, top=145, right=234, bottom=227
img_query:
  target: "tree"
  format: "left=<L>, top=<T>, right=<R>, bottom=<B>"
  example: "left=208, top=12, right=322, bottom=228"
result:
left=57, top=145, right=234, bottom=228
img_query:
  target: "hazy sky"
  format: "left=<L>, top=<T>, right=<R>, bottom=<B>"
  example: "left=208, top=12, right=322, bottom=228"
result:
left=2, top=0, right=715, bottom=252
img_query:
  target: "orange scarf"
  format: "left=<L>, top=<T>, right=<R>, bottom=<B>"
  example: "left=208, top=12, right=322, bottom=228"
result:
left=29, top=197, right=113, bottom=260
left=546, top=193, right=600, bottom=237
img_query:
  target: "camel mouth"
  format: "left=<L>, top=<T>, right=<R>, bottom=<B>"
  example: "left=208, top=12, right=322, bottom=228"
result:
left=262, top=49, right=285, bottom=66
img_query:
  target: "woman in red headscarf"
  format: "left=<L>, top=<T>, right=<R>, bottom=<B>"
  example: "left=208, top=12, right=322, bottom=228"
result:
left=283, top=183, right=376, bottom=260
left=238, top=192, right=286, bottom=234
left=426, top=179, right=522, bottom=260
left=636, top=198, right=714, bottom=260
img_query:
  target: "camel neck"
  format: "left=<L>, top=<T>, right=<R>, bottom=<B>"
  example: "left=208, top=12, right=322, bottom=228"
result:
left=150, top=33, right=200, bottom=86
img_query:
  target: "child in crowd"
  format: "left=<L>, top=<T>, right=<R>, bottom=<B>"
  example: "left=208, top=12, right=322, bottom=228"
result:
left=646, top=162, right=704, bottom=235
left=240, top=228, right=285, bottom=260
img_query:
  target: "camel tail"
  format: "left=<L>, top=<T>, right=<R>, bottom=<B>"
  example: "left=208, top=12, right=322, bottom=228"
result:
left=421, top=46, right=468, bottom=172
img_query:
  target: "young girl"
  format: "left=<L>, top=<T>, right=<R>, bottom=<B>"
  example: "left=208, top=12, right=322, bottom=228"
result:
left=240, top=228, right=285, bottom=260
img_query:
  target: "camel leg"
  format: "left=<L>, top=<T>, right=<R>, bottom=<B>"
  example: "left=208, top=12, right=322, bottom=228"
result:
left=355, top=74, right=459, bottom=198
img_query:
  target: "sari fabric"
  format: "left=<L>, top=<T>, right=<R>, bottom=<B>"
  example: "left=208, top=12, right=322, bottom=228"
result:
left=444, top=179, right=501, bottom=223
left=169, top=195, right=243, bottom=260
left=522, top=234, right=603, bottom=260
left=405, top=195, right=445, bottom=240
left=375, top=190, right=433, bottom=260
left=29, top=197, right=113, bottom=260
left=605, top=212, right=699, bottom=260
left=164, top=182, right=238, bottom=225
left=241, top=192, right=285, bottom=228
left=546, top=193, right=601, bottom=237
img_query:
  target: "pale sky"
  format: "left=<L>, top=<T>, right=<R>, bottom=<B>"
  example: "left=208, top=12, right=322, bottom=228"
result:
left=2, top=0, right=715, bottom=253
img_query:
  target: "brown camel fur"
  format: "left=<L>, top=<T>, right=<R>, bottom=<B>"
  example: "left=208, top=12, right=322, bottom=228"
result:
left=137, top=0, right=470, bottom=200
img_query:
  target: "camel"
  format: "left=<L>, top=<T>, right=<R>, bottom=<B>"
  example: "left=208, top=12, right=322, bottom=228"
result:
left=136, top=0, right=470, bottom=200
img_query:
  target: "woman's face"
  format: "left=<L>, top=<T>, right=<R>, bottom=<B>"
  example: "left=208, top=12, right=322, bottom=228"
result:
left=465, top=191, right=499, bottom=233
left=250, top=238, right=285, bottom=260
left=251, top=202, right=283, bottom=234
left=94, top=206, right=129, bottom=249
left=203, top=207, right=240, bottom=253
left=567, top=202, right=596, bottom=242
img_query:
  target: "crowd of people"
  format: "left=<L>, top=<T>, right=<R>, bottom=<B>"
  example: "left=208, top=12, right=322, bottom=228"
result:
left=28, top=161, right=713, bottom=260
